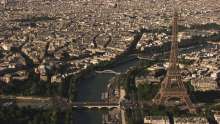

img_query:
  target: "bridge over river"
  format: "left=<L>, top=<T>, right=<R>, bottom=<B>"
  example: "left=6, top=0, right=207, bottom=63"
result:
left=72, top=101, right=127, bottom=124
left=72, top=102, right=120, bottom=109
left=95, top=70, right=121, bottom=75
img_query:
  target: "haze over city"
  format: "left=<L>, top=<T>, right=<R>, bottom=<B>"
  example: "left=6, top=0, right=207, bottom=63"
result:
left=0, top=0, right=220, bottom=124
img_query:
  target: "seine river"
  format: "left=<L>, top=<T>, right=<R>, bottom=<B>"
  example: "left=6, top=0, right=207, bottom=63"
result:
left=73, top=55, right=139, bottom=124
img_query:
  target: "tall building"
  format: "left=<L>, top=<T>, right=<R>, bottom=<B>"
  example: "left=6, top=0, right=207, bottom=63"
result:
left=0, top=0, right=6, bottom=8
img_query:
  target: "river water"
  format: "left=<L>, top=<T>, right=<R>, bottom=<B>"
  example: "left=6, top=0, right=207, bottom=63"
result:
left=73, top=55, right=140, bottom=124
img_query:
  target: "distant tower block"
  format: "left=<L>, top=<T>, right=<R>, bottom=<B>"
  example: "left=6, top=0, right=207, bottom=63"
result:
left=1, top=0, right=7, bottom=8
left=153, top=11, right=196, bottom=113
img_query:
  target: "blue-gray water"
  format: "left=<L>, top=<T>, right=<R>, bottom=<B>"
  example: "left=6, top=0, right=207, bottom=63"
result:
left=74, top=56, right=139, bottom=124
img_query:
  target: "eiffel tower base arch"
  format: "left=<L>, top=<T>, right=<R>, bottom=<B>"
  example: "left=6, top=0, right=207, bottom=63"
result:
left=153, top=90, right=197, bottom=113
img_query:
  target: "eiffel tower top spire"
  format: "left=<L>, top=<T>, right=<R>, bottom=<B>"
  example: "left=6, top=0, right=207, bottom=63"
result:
left=167, top=11, right=179, bottom=76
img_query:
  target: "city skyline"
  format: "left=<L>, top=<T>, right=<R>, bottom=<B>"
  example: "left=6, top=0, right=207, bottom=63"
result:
left=0, top=0, right=220, bottom=124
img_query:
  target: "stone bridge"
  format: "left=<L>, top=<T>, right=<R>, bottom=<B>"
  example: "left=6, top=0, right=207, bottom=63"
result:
left=72, top=102, right=120, bottom=109
left=95, top=70, right=121, bottom=75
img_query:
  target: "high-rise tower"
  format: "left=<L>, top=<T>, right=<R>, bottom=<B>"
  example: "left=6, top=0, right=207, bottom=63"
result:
left=153, top=11, right=196, bottom=113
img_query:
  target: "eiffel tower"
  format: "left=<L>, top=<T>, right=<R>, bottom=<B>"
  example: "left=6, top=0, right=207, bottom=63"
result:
left=153, top=11, right=196, bottom=113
